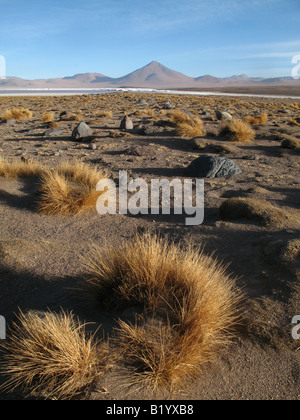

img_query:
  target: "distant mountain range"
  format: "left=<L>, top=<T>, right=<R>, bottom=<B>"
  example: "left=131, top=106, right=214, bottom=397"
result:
left=0, top=61, right=298, bottom=89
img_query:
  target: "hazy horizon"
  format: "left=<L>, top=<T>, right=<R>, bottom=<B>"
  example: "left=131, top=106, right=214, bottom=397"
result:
left=0, top=0, right=299, bottom=80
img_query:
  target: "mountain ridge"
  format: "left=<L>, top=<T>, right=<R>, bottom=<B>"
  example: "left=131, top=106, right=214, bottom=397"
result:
left=0, top=61, right=298, bottom=89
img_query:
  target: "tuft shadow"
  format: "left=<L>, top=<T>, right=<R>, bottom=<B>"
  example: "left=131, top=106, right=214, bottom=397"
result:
left=133, top=166, right=187, bottom=178
left=267, top=186, right=300, bottom=209
left=130, top=136, right=195, bottom=152
left=237, top=143, right=284, bottom=158
left=0, top=178, right=40, bottom=213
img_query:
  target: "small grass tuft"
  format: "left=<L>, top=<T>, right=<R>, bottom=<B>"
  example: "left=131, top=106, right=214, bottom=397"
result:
left=42, top=112, right=55, bottom=123
left=245, top=112, right=268, bottom=125
left=0, top=108, right=32, bottom=121
left=38, top=160, right=107, bottom=216
left=168, top=110, right=205, bottom=138
left=219, top=119, right=255, bottom=143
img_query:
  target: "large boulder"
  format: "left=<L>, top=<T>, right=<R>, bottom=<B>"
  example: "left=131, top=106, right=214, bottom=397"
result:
left=120, top=116, right=134, bottom=130
left=186, top=155, right=242, bottom=178
left=215, top=111, right=232, bottom=121
left=71, top=122, right=94, bottom=140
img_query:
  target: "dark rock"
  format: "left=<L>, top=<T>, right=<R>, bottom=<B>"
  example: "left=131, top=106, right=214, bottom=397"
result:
left=124, top=146, right=143, bottom=156
left=71, top=122, right=94, bottom=140
left=186, top=155, right=242, bottom=178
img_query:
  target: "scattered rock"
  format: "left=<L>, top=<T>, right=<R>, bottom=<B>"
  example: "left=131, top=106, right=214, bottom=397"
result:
left=124, top=146, right=144, bottom=156
left=215, top=111, right=232, bottom=121
left=186, top=155, right=242, bottom=178
left=163, top=102, right=175, bottom=110
left=138, top=99, right=148, bottom=105
left=43, top=128, right=64, bottom=137
left=120, top=116, right=134, bottom=130
left=0, top=119, right=15, bottom=125
left=71, top=122, right=94, bottom=140
left=242, top=155, right=260, bottom=160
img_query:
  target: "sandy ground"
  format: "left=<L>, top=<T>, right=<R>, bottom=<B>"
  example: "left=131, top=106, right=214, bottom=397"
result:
left=0, top=92, right=299, bottom=400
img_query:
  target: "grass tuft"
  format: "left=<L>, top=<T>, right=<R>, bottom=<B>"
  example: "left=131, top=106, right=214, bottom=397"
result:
left=83, top=232, right=243, bottom=391
left=0, top=108, right=32, bottom=121
left=42, top=112, right=55, bottom=123
left=0, top=156, right=44, bottom=179
left=38, top=160, right=107, bottom=216
left=0, top=310, right=106, bottom=399
left=219, top=119, right=255, bottom=143
left=219, top=197, right=293, bottom=227
left=168, top=110, right=205, bottom=138
left=245, top=112, right=268, bottom=125
left=0, top=158, right=107, bottom=216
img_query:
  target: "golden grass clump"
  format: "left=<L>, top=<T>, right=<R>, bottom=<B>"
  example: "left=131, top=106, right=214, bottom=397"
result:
left=0, top=156, right=44, bottom=179
left=281, top=136, right=300, bottom=149
left=133, top=109, right=155, bottom=118
left=0, top=310, right=104, bottom=399
left=168, top=110, right=205, bottom=138
left=219, top=197, right=292, bottom=227
left=84, top=233, right=242, bottom=391
left=48, top=121, right=59, bottom=129
left=95, top=111, right=113, bottom=118
left=60, top=112, right=83, bottom=122
left=0, top=158, right=107, bottom=216
left=245, top=112, right=268, bottom=125
left=42, top=112, right=55, bottom=123
left=287, top=118, right=300, bottom=127
left=219, top=119, right=255, bottom=143
left=0, top=108, right=32, bottom=121
left=38, top=160, right=107, bottom=216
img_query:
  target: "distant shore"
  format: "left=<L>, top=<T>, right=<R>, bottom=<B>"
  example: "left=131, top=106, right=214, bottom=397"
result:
left=0, top=85, right=300, bottom=99
left=172, top=85, right=300, bottom=97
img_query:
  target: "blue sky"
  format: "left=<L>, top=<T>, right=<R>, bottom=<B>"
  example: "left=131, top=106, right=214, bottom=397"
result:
left=0, top=0, right=299, bottom=79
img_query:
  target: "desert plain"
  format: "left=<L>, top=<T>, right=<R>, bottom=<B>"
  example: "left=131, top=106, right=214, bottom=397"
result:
left=0, top=90, right=299, bottom=400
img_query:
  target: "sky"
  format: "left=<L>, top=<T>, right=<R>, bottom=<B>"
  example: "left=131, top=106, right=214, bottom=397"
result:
left=0, top=0, right=299, bottom=79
